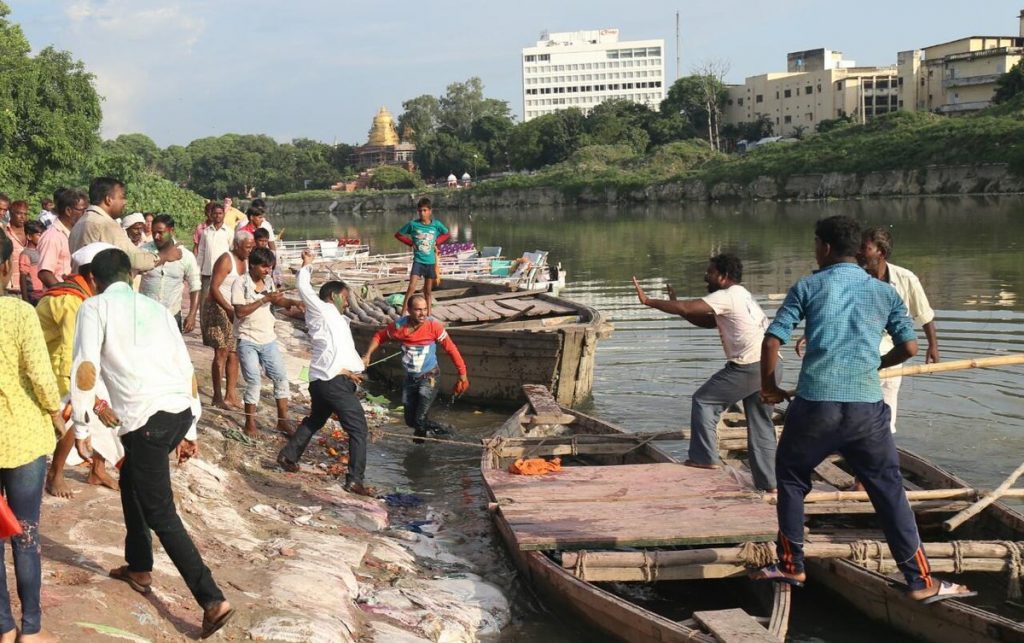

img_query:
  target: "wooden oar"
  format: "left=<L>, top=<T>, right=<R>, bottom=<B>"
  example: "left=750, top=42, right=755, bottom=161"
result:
left=943, top=460, right=1024, bottom=532
left=880, top=353, right=1024, bottom=379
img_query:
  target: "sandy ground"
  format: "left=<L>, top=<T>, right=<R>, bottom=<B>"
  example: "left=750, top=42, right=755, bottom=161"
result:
left=16, top=317, right=509, bottom=642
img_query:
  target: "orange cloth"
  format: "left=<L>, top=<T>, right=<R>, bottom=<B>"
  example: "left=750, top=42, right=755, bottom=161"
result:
left=508, top=457, right=561, bottom=475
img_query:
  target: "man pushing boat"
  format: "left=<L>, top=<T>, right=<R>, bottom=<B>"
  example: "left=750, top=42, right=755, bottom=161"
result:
left=362, top=294, right=469, bottom=443
left=753, top=215, right=974, bottom=604
left=633, top=254, right=778, bottom=492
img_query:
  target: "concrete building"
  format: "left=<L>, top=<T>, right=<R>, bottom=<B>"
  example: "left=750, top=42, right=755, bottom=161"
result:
left=723, top=48, right=898, bottom=137
left=898, top=12, right=1024, bottom=115
left=521, top=29, right=666, bottom=121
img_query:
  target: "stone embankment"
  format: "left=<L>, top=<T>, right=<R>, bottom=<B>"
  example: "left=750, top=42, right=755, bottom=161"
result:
left=37, top=320, right=509, bottom=642
left=266, top=163, right=1024, bottom=216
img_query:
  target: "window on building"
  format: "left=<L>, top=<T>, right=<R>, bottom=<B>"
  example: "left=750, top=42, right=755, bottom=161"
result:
left=817, top=83, right=822, bottom=92
left=836, top=82, right=843, bottom=90
left=784, top=89, right=791, bottom=98
left=737, top=98, right=744, bottom=106
left=784, top=115, right=792, bottom=123
left=805, top=112, right=813, bottom=121
left=648, top=47, right=661, bottom=56
left=654, top=81, right=661, bottom=87
left=525, top=55, right=535, bottom=62
left=805, top=86, right=812, bottom=95
left=756, top=94, right=764, bottom=103
left=608, top=50, right=619, bottom=59
left=620, top=49, right=633, bottom=59
left=727, top=98, right=733, bottom=106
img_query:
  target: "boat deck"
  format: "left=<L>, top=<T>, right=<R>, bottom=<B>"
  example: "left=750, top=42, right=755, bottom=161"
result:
left=486, top=462, right=778, bottom=551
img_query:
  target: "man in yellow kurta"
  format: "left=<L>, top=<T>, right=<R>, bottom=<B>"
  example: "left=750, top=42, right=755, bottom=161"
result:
left=37, top=242, right=122, bottom=498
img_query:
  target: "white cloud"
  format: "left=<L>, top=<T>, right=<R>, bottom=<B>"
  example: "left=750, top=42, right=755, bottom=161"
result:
left=65, top=1, right=206, bottom=48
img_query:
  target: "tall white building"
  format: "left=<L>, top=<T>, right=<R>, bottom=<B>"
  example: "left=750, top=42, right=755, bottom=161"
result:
left=521, top=29, right=666, bottom=121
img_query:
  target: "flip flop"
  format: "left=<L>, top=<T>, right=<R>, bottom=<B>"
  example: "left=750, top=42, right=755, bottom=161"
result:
left=749, top=564, right=805, bottom=588
left=109, top=566, right=152, bottom=595
left=276, top=452, right=299, bottom=473
left=200, top=605, right=235, bottom=639
left=917, top=580, right=978, bottom=605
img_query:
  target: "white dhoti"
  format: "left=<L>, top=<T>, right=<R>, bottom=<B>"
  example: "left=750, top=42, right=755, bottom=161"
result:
left=881, top=375, right=902, bottom=433
left=62, top=387, right=126, bottom=467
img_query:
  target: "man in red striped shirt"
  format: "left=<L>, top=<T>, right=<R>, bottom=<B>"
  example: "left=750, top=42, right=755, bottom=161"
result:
left=363, top=294, right=469, bottom=442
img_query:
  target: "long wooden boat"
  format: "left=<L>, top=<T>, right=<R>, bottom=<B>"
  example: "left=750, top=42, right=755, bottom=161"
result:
left=480, top=386, right=791, bottom=642
left=348, top=279, right=612, bottom=407
left=709, top=414, right=1024, bottom=643
left=801, top=450, right=1024, bottom=643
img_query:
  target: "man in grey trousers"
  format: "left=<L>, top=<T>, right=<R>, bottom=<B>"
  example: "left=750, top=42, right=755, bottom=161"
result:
left=633, top=254, right=778, bottom=491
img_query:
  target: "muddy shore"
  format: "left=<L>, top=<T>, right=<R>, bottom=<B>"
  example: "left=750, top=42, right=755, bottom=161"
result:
left=29, top=317, right=511, bottom=642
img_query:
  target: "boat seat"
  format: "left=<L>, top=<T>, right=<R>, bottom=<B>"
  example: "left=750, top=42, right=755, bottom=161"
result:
left=693, top=609, right=777, bottom=642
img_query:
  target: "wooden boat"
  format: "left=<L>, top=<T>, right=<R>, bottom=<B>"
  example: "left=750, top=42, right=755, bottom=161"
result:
left=480, top=386, right=791, bottom=642
left=349, top=279, right=612, bottom=407
left=801, top=450, right=1024, bottom=643
left=708, top=413, right=1024, bottom=643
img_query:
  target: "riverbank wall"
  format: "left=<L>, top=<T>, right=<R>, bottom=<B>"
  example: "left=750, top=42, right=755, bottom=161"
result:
left=266, top=163, right=1024, bottom=215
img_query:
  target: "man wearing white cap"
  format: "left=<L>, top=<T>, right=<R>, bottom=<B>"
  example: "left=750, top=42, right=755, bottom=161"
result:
left=37, top=242, right=123, bottom=498
left=121, top=212, right=147, bottom=247
left=69, top=177, right=180, bottom=272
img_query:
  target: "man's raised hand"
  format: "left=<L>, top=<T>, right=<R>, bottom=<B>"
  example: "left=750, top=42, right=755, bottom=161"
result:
left=631, top=276, right=648, bottom=306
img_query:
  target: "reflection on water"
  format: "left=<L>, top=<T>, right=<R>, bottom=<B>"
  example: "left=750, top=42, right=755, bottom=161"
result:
left=281, top=197, right=1024, bottom=641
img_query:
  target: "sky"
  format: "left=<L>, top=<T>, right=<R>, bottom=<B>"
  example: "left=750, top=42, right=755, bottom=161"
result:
left=8, top=1, right=1023, bottom=147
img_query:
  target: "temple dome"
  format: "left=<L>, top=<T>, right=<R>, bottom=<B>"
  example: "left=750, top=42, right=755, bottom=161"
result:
left=367, top=106, right=400, bottom=147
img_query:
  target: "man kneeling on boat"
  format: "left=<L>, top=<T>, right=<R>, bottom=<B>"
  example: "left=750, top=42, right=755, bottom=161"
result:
left=362, top=294, right=469, bottom=444
left=754, top=215, right=975, bottom=604
left=632, top=253, right=777, bottom=492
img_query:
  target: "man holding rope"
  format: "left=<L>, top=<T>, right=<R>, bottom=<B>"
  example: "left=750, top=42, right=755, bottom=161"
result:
left=362, top=293, right=469, bottom=444
left=753, top=215, right=975, bottom=604
left=277, top=249, right=375, bottom=496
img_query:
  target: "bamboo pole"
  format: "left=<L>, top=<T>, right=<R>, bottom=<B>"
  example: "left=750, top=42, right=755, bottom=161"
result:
left=943, top=460, right=1024, bottom=532
left=798, top=488, right=1024, bottom=504
left=880, top=353, right=1024, bottom=379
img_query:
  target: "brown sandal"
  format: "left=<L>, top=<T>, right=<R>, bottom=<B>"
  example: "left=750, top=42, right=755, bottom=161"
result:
left=109, top=565, right=152, bottom=595
left=200, top=603, right=235, bottom=639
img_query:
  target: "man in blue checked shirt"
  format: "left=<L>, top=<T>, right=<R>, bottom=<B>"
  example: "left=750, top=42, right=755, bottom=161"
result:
left=750, top=215, right=976, bottom=605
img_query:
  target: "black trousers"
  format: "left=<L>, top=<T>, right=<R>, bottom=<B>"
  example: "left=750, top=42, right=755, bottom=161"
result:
left=280, top=375, right=369, bottom=485
left=120, top=409, right=224, bottom=608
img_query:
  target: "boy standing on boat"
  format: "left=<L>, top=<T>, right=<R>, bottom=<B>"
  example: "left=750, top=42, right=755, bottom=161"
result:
left=755, top=215, right=973, bottom=604
left=362, top=294, right=469, bottom=443
left=632, top=254, right=777, bottom=492
left=395, top=197, right=450, bottom=315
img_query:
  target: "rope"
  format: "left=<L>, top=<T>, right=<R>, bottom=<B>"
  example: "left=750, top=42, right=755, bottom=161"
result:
left=738, top=541, right=776, bottom=568
left=999, top=540, right=1024, bottom=600
left=849, top=540, right=886, bottom=571
left=951, top=540, right=964, bottom=575
left=641, top=550, right=657, bottom=582
left=573, top=551, right=588, bottom=579
left=369, top=427, right=488, bottom=450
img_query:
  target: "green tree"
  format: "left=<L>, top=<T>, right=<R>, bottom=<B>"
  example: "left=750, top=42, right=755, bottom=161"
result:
left=157, top=144, right=192, bottom=185
left=437, top=77, right=512, bottom=140
left=585, top=99, right=654, bottom=153
left=367, top=165, right=424, bottom=190
left=994, top=60, right=1024, bottom=104
left=398, top=94, right=441, bottom=140
left=507, top=109, right=587, bottom=170
left=471, top=114, right=514, bottom=171
left=661, top=71, right=728, bottom=149
left=0, top=4, right=102, bottom=194
left=105, top=133, right=161, bottom=170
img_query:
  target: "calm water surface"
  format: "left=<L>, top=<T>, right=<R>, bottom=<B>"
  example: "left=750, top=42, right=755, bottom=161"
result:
left=282, top=197, right=1024, bottom=642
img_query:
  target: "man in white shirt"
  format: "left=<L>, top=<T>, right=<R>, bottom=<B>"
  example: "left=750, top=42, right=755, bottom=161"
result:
left=196, top=202, right=231, bottom=304
left=38, top=198, right=56, bottom=228
left=277, top=249, right=374, bottom=496
left=69, top=248, right=234, bottom=638
left=140, top=214, right=201, bottom=333
left=859, top=227, right=939, bottom=430
left=633, top=254, right=778, bottom=491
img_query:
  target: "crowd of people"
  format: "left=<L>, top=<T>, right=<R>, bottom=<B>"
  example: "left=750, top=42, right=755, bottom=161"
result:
left=0, top=177, right=477, bottom=639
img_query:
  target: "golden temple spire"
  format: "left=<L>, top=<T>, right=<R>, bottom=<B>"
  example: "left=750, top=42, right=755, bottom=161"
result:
left=367, top=106, right=400, bottom=147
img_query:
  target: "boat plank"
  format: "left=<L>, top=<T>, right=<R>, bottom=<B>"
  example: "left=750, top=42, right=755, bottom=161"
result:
left=465, top=301, right=502, bottom=321
left=488, top=463, right=777, bottom=551
left=693, top=609, right=777, bottom=643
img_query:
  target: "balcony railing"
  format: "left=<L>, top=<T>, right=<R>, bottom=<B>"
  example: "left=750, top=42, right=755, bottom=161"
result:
left=935, top=100, right=991, bottom=114
left=943, top=73, right=1002, bottom=89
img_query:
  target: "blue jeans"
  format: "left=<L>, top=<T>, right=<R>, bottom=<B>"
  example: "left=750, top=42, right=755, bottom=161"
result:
left=0, top=456, right=47, bottom=634
left=237, top=339, right=290, bottom=405
left=402, top=370, right=444, bottom=435
left=689, top=361, right=778, bottom=490
left=775, top=398, right=932, bottom=590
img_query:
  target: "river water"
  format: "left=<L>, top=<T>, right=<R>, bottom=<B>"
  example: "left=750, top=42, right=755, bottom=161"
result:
left=280, top=197, right=1024, bottom=642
